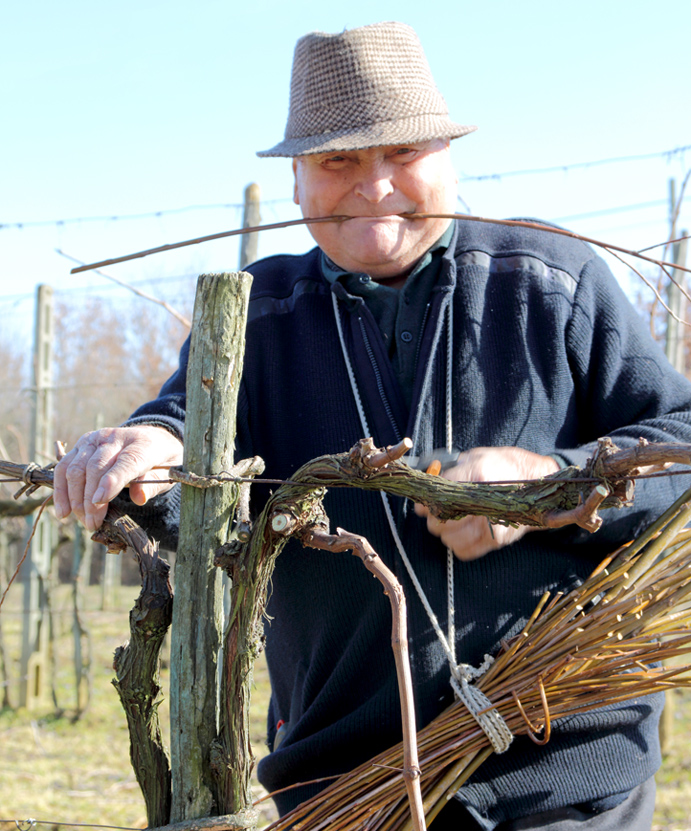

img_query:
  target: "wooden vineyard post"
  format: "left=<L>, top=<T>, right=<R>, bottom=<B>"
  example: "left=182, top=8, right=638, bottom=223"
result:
left=169, top=272, right=252, bottom=822
left=20, top=283, right=55, bottom=708
left=239, top=183, right=261, bottom=270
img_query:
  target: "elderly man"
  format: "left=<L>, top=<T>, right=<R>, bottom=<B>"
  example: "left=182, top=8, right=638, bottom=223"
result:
left=55, top=22, right=691, bottom=831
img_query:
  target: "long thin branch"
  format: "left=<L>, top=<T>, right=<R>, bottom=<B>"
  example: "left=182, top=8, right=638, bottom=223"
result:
left=69, top=216, right=350, bottom=273
left=605, top=248, right=691, bottom=327
left=68, top=213, right=691, bottom=278
left=402, top=213, right=691, bottom=276
left=0, top=496, right=51, bottom=611
left=57, top=248, right=192, bottom=328
left=639, top=232, right=691, bottom=254
left=303, top=527, right=425, bottom=831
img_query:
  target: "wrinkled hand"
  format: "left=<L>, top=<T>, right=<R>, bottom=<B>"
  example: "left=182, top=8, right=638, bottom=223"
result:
left=414, top=447, right=559, bottom=561
left=53, top=425, right=184, bottom=531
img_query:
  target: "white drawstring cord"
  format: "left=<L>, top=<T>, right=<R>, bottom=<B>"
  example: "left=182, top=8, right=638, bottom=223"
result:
left=330, top=291, right=513, bottom=754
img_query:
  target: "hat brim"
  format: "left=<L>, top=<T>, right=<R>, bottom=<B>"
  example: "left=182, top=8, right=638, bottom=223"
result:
left=256, top=115, right=476, bottom=158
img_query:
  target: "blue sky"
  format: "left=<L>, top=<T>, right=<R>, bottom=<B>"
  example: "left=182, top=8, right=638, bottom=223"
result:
left=1, top=0, right=689, bottom=334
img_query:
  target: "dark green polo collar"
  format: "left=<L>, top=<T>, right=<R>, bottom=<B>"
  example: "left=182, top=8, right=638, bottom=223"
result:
left=321, top=222, right=454, bottom=408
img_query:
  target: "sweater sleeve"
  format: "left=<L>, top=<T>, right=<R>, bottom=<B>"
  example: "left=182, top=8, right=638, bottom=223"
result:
left=124, top=335, right=190, bottom=441
left=556, top=253, right=691, bottom=542
left=118, top=333, right=255, bottom=550
left=109, top=336, right=191, bottom=549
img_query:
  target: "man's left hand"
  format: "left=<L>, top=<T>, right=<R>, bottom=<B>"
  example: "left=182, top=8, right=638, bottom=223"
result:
left=414, top=447, right=559, bottom=560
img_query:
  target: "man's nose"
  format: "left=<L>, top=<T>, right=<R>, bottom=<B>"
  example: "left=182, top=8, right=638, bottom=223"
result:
left=354, top=167, right=395, bottom=202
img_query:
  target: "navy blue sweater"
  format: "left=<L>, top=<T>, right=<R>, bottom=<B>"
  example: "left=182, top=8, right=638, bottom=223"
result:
left=127, top=219, right=691, bottom=828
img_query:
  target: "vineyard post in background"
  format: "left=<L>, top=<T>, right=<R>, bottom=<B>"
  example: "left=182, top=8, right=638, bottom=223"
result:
left=665, top=230, right=688, bottom=371
left=660, top=194, right=688, bottom=752
left=19, top=284, right=55, bottom=708
left=665, top=177, right=688, bottom=372
left=239, top=183, right=261, bottom=271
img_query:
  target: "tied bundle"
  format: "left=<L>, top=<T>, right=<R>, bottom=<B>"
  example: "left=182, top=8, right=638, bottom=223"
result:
left=265, top=487, right=691, bottom=831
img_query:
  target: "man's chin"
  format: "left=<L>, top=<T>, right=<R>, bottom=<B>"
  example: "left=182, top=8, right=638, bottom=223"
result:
left=320, top=222, right=425, bottom=276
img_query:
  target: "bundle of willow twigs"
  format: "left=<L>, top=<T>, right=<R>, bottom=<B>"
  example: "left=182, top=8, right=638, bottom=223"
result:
left=264, top=487, right=691, bottom=831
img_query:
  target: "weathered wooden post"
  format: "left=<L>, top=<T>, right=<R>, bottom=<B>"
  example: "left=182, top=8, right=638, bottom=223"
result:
left=169, top=272, right=252, bottom=822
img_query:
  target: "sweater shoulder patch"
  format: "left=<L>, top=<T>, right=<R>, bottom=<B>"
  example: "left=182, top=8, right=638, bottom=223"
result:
left=245, top=247, right=327, bottom=322
left=248, top=277, right=327, bottom=322
left=457, top=250, right=577, bottom=297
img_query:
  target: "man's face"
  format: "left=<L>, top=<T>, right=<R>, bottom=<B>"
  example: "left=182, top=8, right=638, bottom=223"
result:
left=292, top=139, right=457, bottom=282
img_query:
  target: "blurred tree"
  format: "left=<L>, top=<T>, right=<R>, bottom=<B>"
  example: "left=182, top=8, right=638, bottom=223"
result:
left=53, top=297, right=190, bottom=449
left=0, top=336, right=30, bottom=478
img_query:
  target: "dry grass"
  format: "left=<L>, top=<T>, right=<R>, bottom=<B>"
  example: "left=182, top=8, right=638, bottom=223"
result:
left=0, top=581, right=688, bottom=830
left=653, top=689, right=691, bottom=831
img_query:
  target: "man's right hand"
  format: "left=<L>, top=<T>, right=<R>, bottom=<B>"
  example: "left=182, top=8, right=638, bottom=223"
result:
left=53, top=425, right=184, bottom=532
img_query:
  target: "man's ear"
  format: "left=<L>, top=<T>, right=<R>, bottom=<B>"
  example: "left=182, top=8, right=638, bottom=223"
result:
left=292, top=158, right=300, bottom=205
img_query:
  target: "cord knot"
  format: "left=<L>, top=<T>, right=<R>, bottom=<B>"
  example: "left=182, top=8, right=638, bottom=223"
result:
left=450, top=658, right=513, bottom=755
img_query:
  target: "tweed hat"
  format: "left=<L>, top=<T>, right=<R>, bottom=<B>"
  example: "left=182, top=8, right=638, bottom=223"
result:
left=257, top=22, right=476, bottom=157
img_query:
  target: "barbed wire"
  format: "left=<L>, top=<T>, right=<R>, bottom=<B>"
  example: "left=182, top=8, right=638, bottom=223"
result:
left=0, top=819, right=140, bottom=831
left=2, top=144, right=689, bottom=232
left=0, top=606, right=145, bottom=618
left=552, top=195, right=689, bottom=224
left=457, top=143, right=691, bottom=182
left=0, top=380, right=175, bottom=395
left=0, top=199, right=282, bottom=231
left=0, top=275, right=197, bottom=306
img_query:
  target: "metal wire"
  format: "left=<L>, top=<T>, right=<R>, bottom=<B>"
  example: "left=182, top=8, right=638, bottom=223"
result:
left=0, top=821, right=140, bottom=831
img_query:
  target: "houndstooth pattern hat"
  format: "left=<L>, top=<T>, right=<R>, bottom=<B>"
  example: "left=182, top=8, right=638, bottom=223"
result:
left=257, top=22, right=476, bottom=157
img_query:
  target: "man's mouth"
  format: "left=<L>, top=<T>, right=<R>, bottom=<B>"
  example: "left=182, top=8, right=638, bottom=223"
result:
left=343, top=213, right=412, bottom=221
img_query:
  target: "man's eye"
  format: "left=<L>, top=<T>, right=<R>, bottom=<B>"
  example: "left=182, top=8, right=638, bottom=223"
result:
left=325, top=155, right=346, bottom=163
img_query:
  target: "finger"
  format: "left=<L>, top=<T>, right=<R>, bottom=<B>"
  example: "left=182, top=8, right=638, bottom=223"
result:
left=62, top=435, right=106, bottom=526
left=128, top=471, right=174, bottom=506
left=87, top=501, right=111, bottom=531
left=81, top=439, right=138, bottom=530
left=87, top=442, right=157, bottom=506
left=413, top=502, right=429, bottom=518
left=425, top=513, right=446, bottom=536
left=445, top=517, right=495, bottom=560
left=430, top=515, right=495, bottom=561
left=53, top=445, right=81, bottom=519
